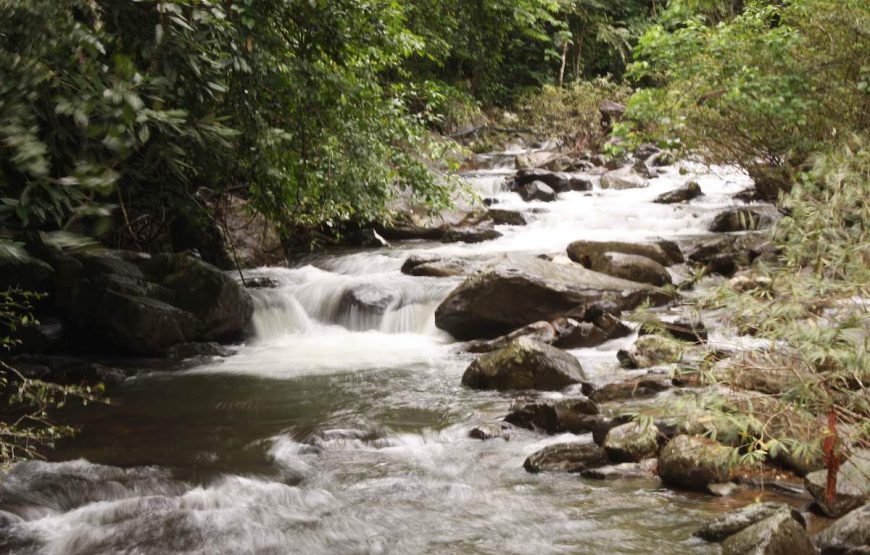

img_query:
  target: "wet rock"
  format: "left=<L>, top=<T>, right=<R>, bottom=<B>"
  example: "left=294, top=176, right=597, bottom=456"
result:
left=710, top=208, right=776, bottom=233
left=6, top=355, right=127, bottom=386
left=523, top=442, right=609, bottom=473
left=0, top=251, right=55, bottom=292
left=657, top=435, right=733, bottom=491
left=805, top=453, right=870, bottom=518
left=244, top=276, right=279, bottom=289
left=63, top=250, right=253, bottom=356
left=734, top=187, right=764, bottom=203
left=401, top=253, right=488, bottom=278
left=504, top=398, right=600, bottom=434
left=567, top=239, right=684, bottom=267
left=590, top=376, right=672, bottom=402
left=708, top=482, right=740, bottom=497
left=519, top=180, right=557, bottom=202
left=632, top=159, right=657, bottom=179
left=465, top=321, right=558, bottom=354
left=441, top=225, right=502, bottom=243
left=469, top=422, right=512, bottom=441
left=814, top=503, right=870, bottom=554
left=510, top=169, right=591, bottom=193
left=461, top=338, right=586, bottom=391
left=580, top=458, right=658, bottom=480
left=651, top=151, right=676, bottom=167
left=339, top=284, right=397, bottom=315
left=721, top=511, right=816, bottom=555
left=638, top=317, right=708, bottom=343
left=551, top=319, right=609, bottom=349
left=617, top=334, right=682, bottom=369
left=586, top=251, right=673, bottom=286
left=603, top=422, right=661, bottom=463
left=634, top=143, right=661, bottom=160
left=687, top=234, right=777, bottom=276
left=488, top=208, right=527, bottom=226
left=654, top=182, right=703, bottom=204
left=167, top=342, right=232, bottom=360
left=600, top=167, right=649, bottom=190
left=696, top=502, right=806, bottom=542
left=434, top=253, right=671, bottom=340
left=515, top=151, right=560, bottom=170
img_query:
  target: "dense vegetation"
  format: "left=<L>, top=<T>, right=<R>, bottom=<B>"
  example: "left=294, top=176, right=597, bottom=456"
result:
left=0, top=0, right=867, bottom=487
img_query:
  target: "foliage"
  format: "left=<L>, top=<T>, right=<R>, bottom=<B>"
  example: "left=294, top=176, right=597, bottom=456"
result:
left=514, top=78, right=630, bottom=149
left=1, top=289, right=101, bottom=468
left=619, top=0, right=870, bottom=198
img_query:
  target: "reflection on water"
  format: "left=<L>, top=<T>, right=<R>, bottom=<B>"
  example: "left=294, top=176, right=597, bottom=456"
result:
left=2, top=160, right=767, bottom=554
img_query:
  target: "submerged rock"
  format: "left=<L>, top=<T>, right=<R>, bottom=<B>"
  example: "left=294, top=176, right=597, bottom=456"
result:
left=654, top=181, right=703, bottom=204
left=657, top=434, right=733, bottom=491
left=580, top=458, right=658, bottom=481
left=721, top=511, right=815, bottom=555
left=461, top=338, right=586, bottom=391
left=523, top=442, right=609, bottom=473
left=602, top=422, right=661, bottom=463
left=814, top=503, right=870, bottom=554
left=695, top=502, right=806, bottom=542
left=435, top=253, right=671, bottom=340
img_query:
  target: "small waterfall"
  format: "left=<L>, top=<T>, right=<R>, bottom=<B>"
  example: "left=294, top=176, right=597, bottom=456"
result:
left=246, top=263, right=457, bottom=340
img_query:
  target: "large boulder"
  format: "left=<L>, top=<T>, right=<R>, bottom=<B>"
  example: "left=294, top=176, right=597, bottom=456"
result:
left=510, top=169, right=592, bottom=193
left=721, top=511, right=816, bottom=555
left=62, top=250, right=253, bottom=356
left=654, top=182, right=703, bottom=204
left=657, top=434, right=733, bottom=490
left=488, top=208, right=527, bottom=226
left=600, top=167, right=649, bottom=190
left=567, top=239, right=683, bottom=267
left=461, top=338, right=586, bottom=391
left=504, top=398, right=601, bottom=434
left=696, top=502, right=806, bottom=542
left=710, top=208, right=776, bottom=233
left=435, top=253, right=671, bottom=340
left=602, top=422, right=660, bottom=463
left=805, top=452, right=870, bottom=518
left=523, top=442, right=609, bottom=473
left=814, top=503, right=870, bottom=554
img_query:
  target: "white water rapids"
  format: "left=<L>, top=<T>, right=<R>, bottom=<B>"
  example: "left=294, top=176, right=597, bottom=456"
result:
left=1, top=155, right=777, bottom=554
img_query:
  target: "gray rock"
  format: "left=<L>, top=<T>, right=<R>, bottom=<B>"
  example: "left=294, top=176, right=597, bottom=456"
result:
left=589, top=376, right=672, bottom=402
left=600, top=167, right=649, bottom=190
left=586, top=251, right=673, bottom=286
left=567, top=239, right=684, bottom=267
left=401, top=253, right=488, bottom=278
left=638, top=317, right=708, bottom=343
left=520, top=180, right=557, bottom=202
left=805, top=453, right=870, bottom=518
left=511, top=169, right=591, bottom=193
left=657, top=434, right=733, bottom=491
left=488, top=208, right=527, bottom=226
left=603, top=422, right=661, bottom=463
left=814, top=503, right=870, bottom=554
left=435, top=253, right=671, bottom=340
left=465, top=321, right=559, bottom=354
left=461, top=338, right=586, bottom=391
left=504, top=398, right=600, bottom=434
left=551, top=319, right=609, bottom=349
left=696, top=502, right=806, bottom=542
left=654, top=181, right=703, bottom=204
left=523, top=442, right=609, bottom=473
left=721, top=511, right=816, bottom=555
left=468, top=422, right=511, bottom=441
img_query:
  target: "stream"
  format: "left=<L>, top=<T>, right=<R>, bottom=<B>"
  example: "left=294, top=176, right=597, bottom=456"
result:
left=0, top=153, right=793, bottom=554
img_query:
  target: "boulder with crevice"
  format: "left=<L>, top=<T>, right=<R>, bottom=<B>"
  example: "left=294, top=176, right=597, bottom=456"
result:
left=813, top=503, right=870, bottom=554
left=721, top=511, right=816, bottom=555
left=435, top=253, right=671, bottom=340
left=695, top=502, right=807, bottom=542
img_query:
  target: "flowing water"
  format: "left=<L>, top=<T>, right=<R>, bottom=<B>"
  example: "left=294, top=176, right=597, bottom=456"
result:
left=1, top=155, right=788, bottom=554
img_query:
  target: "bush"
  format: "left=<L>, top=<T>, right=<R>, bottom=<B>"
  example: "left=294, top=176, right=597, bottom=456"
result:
left=620, top=0, right=870, bottom=200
